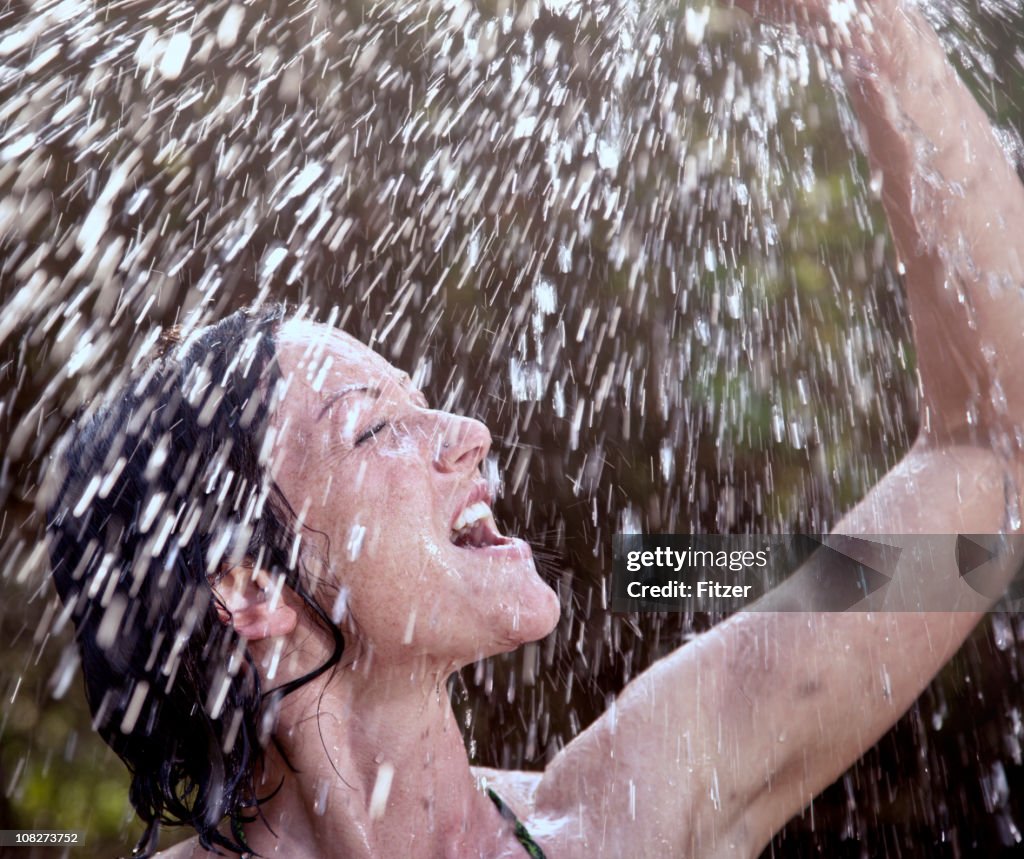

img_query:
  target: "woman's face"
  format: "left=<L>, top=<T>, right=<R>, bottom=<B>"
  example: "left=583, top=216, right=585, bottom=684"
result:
left=269, top=319, right=560, bottom=666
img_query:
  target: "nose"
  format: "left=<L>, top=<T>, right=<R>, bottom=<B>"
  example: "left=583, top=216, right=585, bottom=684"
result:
left=433, top=413, right=491, bottom=473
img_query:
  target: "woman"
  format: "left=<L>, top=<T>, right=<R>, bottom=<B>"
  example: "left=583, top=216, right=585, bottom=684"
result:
left=49, top=305, right=559, bottom=857
left=47, top=0, right=1024, bottom=856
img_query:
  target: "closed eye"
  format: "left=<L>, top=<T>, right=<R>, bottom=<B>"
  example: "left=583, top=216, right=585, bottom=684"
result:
left=355, top=420, right=388, bottom=446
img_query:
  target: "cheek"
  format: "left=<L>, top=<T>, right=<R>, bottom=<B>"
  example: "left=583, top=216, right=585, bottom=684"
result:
left=340, top=546, right=457, bottom=652
left=319, top=472, right=440, bottom=579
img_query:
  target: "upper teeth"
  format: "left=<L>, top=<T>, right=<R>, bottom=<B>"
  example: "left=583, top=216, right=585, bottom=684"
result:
left=453, top=501, right=491, bottom=532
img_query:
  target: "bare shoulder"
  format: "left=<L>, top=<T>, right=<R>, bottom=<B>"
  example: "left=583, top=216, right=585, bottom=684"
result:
left=527, top=636, right=760, bottom=858
left=153, top=835, right=210, bottom=858
left=471, top=765, right=542, bottom=816
left=474, top=765, right=603, bottom=858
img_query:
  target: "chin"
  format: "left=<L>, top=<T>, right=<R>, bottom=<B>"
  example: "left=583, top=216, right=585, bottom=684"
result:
left=498, top=578, right=561, bottom=648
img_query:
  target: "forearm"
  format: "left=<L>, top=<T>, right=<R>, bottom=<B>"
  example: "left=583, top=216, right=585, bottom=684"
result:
left=844, top=2, right=1024, bottom=442
left=690, top=3, right=1024, bottom=846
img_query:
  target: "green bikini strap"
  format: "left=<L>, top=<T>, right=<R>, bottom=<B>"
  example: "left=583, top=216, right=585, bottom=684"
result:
left=486, top=787, right=548, bottom=859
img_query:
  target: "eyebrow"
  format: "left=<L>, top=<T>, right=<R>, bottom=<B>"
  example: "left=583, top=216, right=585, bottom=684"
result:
left=316, top=385, right=382, bottom=422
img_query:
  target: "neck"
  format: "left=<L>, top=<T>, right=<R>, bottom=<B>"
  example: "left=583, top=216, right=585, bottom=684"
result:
left=240, top=654, right=500, bottom=859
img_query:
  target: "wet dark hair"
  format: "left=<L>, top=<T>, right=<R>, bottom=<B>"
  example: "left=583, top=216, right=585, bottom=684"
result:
left=46, top=305, right=344, bottom=857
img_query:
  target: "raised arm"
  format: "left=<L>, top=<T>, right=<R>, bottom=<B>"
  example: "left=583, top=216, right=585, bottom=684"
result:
left=535, top=2, right=1024, bottom=856
left=847, top=0, right=1024, bottom=444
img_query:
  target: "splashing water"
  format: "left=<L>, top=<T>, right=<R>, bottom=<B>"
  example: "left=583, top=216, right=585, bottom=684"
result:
left=0, top=0, right=1023, bottom=853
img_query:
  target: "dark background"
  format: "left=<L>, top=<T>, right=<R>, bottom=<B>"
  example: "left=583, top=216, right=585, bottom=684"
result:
left=1, top=0, right=1023, bottom=855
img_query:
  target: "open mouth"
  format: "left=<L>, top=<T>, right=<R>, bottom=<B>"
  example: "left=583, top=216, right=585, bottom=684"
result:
left=450, top=501, right=510, bottom=549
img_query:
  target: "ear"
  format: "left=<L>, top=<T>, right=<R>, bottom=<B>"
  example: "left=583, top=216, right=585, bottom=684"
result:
left=212, top=565, right=299, bottom=640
